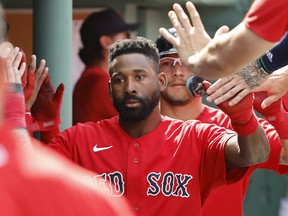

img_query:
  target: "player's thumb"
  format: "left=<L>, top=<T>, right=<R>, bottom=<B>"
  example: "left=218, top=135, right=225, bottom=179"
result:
left=53, top=83, right=65, bottom=104
left=202, top=80, right=211, bottom=93
left=213, top=25, right=229, bottom=38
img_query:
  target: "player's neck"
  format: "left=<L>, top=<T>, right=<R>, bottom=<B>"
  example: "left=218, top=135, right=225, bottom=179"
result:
left=161, top=98, right=204, bottom=121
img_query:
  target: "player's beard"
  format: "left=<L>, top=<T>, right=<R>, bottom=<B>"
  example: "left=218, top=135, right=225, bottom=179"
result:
left=113, top=90, right=160, bottom=122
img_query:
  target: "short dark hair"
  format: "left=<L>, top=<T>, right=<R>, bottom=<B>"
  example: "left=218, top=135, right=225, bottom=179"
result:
left=108, top=36, right=160, bottom=74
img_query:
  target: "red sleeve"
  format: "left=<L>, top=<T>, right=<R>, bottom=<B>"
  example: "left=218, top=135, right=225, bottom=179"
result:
left=244, top=0, right=288, bottom=42
left=48, top=125, right=77, bottom=160
left=250, top=118, right=288, bottom=174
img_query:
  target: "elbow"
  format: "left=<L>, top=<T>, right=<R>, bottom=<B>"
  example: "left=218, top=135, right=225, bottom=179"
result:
left=248, top=140, right=270, bottom=165
left=253, top=145, right=270, bottom=164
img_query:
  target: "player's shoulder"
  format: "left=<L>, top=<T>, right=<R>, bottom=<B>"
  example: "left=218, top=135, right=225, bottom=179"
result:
left=72, top=116, right=119, bottom=132
left=161, top=115, right=203, bottom=129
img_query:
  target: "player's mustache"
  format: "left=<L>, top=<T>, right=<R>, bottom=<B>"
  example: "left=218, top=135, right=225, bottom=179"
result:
left=122, top=95, right=144, bottom=104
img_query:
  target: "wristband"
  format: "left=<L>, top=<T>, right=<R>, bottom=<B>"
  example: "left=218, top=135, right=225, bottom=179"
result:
left=231, top=114, right=258, bottom=136
left=31, top=119, right=61, bottom=132
left=4, top=84, right=26, bottom=128
left=257, top=57, right=272, bottom=75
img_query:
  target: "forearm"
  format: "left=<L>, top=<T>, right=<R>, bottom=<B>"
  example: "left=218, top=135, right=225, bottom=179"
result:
left=226, top=125, right=270, bottom=168
left=187, top=23, right=274, bottom=80
left=237, top=125, right=269, bottom=165
left=280, top=139, right=288, bottom=165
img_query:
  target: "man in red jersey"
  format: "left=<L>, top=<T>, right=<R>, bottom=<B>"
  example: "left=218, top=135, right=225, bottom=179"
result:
left=156, top=28, right=288, bottom=216
left=46, top=36, right=269, bottom=215
left=159, top=0, right=288, bottom=106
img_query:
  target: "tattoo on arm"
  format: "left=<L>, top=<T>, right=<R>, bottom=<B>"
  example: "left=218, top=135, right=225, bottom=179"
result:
left=236, top=61, right=269, bottom=90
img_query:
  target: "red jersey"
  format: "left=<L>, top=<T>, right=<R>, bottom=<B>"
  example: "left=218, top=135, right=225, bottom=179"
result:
left=244, top=0, right=288, bottom=42
left=73, top=66, right=118, bottom=125
left=48, top=116, right=246, bottom=216
left=199, top=106, right=287, bottom=216
left=0, top=126, right=133, bottom=216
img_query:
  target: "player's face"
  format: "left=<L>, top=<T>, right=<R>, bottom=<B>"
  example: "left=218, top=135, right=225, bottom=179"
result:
left=109, top=53, right=160, bottom=122
left=160, top=54, right=194, bottom=106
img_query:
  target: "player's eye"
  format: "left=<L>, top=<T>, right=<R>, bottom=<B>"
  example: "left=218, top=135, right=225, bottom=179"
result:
left=112, top=77, right=124, bottom=84
left=160, top=59, right=173, bottom=68
left=135, top=75, right=144, bottom=81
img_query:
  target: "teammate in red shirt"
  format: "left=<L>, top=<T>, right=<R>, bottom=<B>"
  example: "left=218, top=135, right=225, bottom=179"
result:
left=47, top=37, right=270, bottom=215
left=156, top=29, right=288, bottom=216
left=159, top=1, right=288, bottom=107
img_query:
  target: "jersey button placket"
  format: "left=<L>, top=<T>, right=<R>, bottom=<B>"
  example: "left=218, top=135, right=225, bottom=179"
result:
left=133, top=204, right=139, bottom=211
left=127, top=141, right=142, bottom=215
left=133, top=143, right=140, bottom=164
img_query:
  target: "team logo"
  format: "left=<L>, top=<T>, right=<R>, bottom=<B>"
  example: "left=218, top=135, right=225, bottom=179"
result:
left=93, top=144, right=113, bottom=152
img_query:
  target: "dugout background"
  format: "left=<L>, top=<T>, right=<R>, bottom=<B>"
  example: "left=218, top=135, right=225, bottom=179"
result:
left=2, top=0, right=287, bottom=215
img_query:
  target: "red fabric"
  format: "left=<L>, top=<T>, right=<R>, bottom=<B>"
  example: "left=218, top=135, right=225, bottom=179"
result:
left=73, top=66, right=117, bottom=125
left=4, top=89, right=26, bottom=128
left=31, top=76, right=64, bottom=132
left=254, top=91, right=288, bottom=139
left=198, top=107, right=287, bottom=216
left=217, top=93, right=258, bottom=136
left=0, top=126, right=133, bottom=216
left=244, top=0, right=288, bottom=42
left=48, top=116, right=243, bottom=216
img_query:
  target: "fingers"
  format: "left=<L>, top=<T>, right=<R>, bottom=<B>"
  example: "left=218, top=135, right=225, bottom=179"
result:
left=34, top=59, right=47, bottom=83
left=169, top=4, right=187, bottom=32
left=262, top=94, right=282, bottom=109
left=159, top=27, right=178, bottom=48
left=28, top=54, right=36, bottom=73
left=228, top=89, right=251, bottom=106
left=5, top=47, right=23, bottom=84
left=206, top=77, right=233, bottom=100
left=54, top=83, right=65, bottom=102
left=186, top=1, right=204, bottom=31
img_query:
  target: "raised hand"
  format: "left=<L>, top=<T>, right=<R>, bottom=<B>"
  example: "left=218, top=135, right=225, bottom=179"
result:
left=206, top=72, right=251, bottom=106
left=3, top=47, right=26, bottom=129
left=159, top=2, right=212, bottom=67
left=31, top=75, right=64, bottom=132
left=254, top=65, right=288, bottom=108
left=21, top=53, right=48, bottom=109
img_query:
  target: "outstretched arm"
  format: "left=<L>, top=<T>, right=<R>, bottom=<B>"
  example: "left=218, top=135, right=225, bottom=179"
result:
left=200, top=81, right=269, bottom=168
left=160, top=1, right=275, bottom=80
left=2, top=47, right=31, bottom=145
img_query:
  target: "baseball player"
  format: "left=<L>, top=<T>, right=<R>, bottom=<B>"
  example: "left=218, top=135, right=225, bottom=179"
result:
left=43, top=37, right=270, bottom=215
left=160, top=0, right=288, bottom=109
left=156, top=28, right=288, bottom=216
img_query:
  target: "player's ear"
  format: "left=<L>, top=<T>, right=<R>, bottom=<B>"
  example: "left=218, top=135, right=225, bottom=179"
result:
left=99, top=35, right=114, bottom=50
left=158, top=72, right=168, bottom=91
